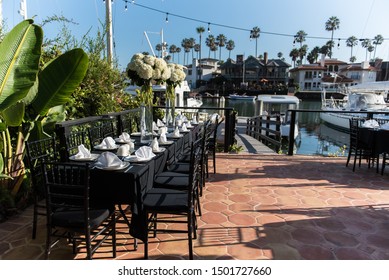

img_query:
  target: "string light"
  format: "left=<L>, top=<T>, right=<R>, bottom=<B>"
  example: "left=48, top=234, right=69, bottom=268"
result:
left=115, top=1, right=388, bottom=43
left=166, top=13, right=169, bottom=23
left=337, top=38, right=340, bottom=48
left=124, top=0, right=128, bottom=10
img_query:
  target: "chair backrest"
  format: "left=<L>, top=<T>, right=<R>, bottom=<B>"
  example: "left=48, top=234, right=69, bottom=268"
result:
left=349, top=118, right=360, bottom=145
left=188, top=137, right=203, bottom=205
left=65, top=130, right=89, bottom=158
left=88, top=120, right=115, bottom=147
left=42, top=162, right=90, bottom=227
left=25, top=137, right=58, bottom=196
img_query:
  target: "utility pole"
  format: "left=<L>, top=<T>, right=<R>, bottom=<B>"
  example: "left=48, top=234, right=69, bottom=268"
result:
left=19, top=0, right=27, bottom=20
left=105, top=0, right=114, bottom=67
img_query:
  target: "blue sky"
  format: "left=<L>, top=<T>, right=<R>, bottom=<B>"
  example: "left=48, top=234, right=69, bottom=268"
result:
left=2, top=0, right=389, bottom=70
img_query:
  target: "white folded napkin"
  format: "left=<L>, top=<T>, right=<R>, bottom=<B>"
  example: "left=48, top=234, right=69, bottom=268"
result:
left=176, top=119, right=183, bottom=127
left=181, top=123, right=188, bottom=132
left=119, top=132, right=132, bottom=142
left=74, top=144, right=91, bottom=159
left=159, top=132, right=168, bottom=144
left=135, top=146, right=155, bottom=160
left=151, top=137, right=160, bottom=152
left=117, top=144, right=130, bottom=156
left=96, top=152, right=122, bottom=168
left=96, top=136, right=117, bottom=149
left=172, top=127, right=181, bottom=137
left=159, top=126, right=167, bottom=134
left=152, top=121, right=159, bottom=131
left=157, top=119, right=165, bottom=127
left=380, top=122, right=389, bottom=130
left=362, top=119, right=379, bottom=128
left=191, top=116, right=198, bottom=124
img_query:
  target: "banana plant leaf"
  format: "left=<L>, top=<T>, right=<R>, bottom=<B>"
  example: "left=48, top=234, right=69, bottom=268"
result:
left=2, top=102, right=25, bottom=127
left=31, top=48, right=89, bottom=116
left=0, top=20, right=42, bottom=111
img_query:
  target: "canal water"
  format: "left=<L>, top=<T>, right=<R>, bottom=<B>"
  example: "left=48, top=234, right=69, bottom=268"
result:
left=200, top=97, right=349, bottom=156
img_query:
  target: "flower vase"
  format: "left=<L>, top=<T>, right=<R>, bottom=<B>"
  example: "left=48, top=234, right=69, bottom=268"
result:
left=140, top=103, right=153, bottom=144
left=166, top=84, right=176, bottom=128
left=165, top=98, right=173, bottom=126
left=139, top=83, right=154, bottom=144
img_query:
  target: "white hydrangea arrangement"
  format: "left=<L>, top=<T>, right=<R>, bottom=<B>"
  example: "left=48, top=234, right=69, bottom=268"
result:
left=126, top=53, right=170, bottom=86
left=166, top=63, right=186, bottom=101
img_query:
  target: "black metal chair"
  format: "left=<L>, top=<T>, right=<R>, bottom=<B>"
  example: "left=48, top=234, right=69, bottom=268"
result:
left=88, top=120, right=116, bottom=148
left=346, top=118, right=372, bottom=172
left=206, top=115, right=224, bottom=176
left=65, top=130, right=89, bottom=158
left=25, top=137, right=59, bottom=239
left=143, top=137, right=203, bottom=259
left=42, top=162, right=116, bottom=259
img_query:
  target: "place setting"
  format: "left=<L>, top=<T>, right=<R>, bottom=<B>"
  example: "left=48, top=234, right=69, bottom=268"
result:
left=122, top=145, right=156, bottom=163
left=115, top=132, right=135, bottom=144
left=69, top=144, right=100, bottom=162
left=94, top=151, right=131, bottom=171
left=167, top=126, right=183, bottom=139
left=158, top=131, right=174, bottom=145
left=93, top=136, right=119, bottom=151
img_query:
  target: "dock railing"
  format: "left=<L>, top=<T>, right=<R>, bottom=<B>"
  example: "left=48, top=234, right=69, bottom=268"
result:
left=246, top=115, right=282, bottom=152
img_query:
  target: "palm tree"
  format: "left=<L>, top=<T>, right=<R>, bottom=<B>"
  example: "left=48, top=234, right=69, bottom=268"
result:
left=205, top=34, right=216, bottom=58
left=216, top=34, right=227, bottom=61
left=346, top=36, right=358, bottom=62
left=211, top=42, right=218, bottom=59
left=298, top=45, right=308, bottom=64
left=226, top=40, right=235, bottom=59
left=325, top=40, right=334, bottom=58
left=187, top=37, right=196, bottom=61
left=194, top=44, right=201, bottom=59
left=169, top=44, right=177, bottom=62
left=289, top=48, right=299, bottom=67
left=319, top=45, right=329, bottom=57
left=350, top=56, right=357, bottom=63
left=250, top=26, right=260, bottom=57
left=196, top=26, right=205, bottom=61
left=176, top=47, right=181, bottom=64
left=295, top=30, right=307, bottom=47
left=361, top=38, right=371, bottom=61
left=307, top=46, right=320, bottom=63
left=325, top=16, right=340, bottom=58
left=181, top=38, right=190, bottom=64
left=373, top=34, right=384, bottom=59
left=155, top=43, right=162, bottom=57
left=368, top=45, right=375, bottom=61
left=277, top=52, right=283, bottom=59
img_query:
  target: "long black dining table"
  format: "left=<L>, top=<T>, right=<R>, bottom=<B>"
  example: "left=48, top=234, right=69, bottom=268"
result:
left=88, top=126, right=196, bottom=243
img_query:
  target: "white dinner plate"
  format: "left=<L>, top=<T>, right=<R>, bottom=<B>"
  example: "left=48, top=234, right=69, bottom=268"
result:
left=152, top=147, right=166, bottom=153
left=158, top=140, right=174, bottom=145
left=93, top=144, right=119, bottom=151
left=69, top=153, right=100, bottom=162
left=123, top=155, right=155, bottom=163
left=95, top=162, right=130, bottom=171
left=167, top=134, right=183, bottom=138
left=115, top=138, right=135, bottom=144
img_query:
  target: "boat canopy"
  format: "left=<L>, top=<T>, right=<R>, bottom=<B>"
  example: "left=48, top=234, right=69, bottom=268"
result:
left=256, top=95, right=300, bottom=105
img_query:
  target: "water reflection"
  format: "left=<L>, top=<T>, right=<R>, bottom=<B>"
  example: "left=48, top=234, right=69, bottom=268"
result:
left=201, top=97, right=349, bottom=156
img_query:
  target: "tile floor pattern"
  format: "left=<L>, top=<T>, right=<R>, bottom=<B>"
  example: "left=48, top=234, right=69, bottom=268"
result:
left=1, top=153, right=389, bottom=260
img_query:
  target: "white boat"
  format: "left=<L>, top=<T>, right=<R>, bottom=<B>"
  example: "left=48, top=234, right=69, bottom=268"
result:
left=254, top=95, right=300, bottom=139
left=229, top=93, right=256, bottom=101
left=320, top=81, right=389, bottom=130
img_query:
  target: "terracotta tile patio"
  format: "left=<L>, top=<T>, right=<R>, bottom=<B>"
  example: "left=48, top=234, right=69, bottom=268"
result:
left=1, top=152, right=389, bottom=260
